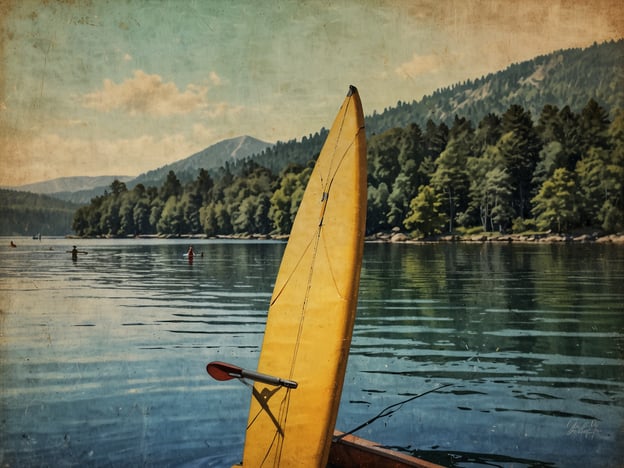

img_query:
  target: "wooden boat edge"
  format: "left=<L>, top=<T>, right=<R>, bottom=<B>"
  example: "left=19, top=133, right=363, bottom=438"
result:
left=329, top=431, right=445, bottom=468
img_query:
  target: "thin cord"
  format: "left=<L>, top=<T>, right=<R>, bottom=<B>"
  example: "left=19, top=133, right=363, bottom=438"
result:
left=335, top=383, right=453, bottom=440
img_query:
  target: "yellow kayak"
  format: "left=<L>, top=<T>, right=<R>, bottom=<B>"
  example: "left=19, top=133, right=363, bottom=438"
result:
left=237, top=85, right=367, bottom=467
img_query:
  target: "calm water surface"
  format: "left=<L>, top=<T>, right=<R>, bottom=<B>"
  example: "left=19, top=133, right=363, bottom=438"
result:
left=1, top=238, right=623, bottom=467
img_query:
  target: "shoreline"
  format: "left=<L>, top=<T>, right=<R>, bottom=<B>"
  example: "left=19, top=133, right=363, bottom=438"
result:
left=366, top=231, right=624, bottom=244
left=63, top=231, right=624, bottom=244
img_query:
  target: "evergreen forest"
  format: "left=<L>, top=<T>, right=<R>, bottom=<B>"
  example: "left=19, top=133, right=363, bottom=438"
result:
left=0, top=189, right=80, bottom=236
left=72, top=99, right=624, bottom=238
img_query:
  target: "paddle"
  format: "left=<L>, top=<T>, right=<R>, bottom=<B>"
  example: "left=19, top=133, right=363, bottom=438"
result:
left=206, top=361, right=298, bottom=389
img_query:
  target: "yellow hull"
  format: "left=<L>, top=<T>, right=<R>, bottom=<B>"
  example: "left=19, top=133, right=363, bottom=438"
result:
left=238, top=86, right=367, bottom=467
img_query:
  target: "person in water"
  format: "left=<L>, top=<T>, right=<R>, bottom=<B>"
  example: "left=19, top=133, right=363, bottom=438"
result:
left=68, top=246, right=87, bottom=261
left=187, top=245, right=194, bottom=263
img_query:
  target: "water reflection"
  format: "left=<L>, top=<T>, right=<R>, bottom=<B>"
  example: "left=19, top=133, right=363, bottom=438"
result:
left=340, top=243, right=624, bottom=467
left=0, top=239, right=623, bottom=467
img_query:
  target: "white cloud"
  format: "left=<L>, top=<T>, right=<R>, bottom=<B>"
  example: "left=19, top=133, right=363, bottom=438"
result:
left=80, top=70, right=241, bottom=119
left=123, top=53, right=133, bottom=62
left=81, top=70, right=217, bottom=116
left=395, top=53, right=442, bottom=79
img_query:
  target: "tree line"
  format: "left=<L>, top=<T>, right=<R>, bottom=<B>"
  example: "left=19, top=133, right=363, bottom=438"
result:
left=0, top=189, right=79, bottom=236
left=73, top=99, right=623, bottom=238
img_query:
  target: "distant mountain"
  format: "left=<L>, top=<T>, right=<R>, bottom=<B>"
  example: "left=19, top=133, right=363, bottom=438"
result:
left=8, top=135, right=273, bottom=204
left=44, top=186, right=123, bottom=205
left=9, top=175, right=133, bottom=195
left=127, top=135, right=272, bottom=188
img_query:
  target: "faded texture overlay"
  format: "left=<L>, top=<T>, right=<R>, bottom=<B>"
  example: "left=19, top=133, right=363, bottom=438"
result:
left=1, top=1, right=623, bottom=467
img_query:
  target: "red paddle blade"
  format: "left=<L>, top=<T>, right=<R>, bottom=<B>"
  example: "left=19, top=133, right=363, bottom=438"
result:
left=206, top=361, right=242, bottom=381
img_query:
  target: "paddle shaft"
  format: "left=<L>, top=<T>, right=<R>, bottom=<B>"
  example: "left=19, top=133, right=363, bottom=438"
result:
left=207, top=361, right=298, bottom=389
left=240, top=368, right=298, bottom=389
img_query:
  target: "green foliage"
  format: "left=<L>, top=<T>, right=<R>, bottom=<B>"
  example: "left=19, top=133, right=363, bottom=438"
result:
left=404, top=185, right=447, bottom=237
left=532, top=168, right=579, bottom=232
left=512, top=217, right=536, bottom=233
left=269, top=165, right=310, bottom=234
left=430, top=139, right=470, bottom=232
left=467, top=147, right=514, bottom=232
left=368, top=129, right=402, bottom=187
left=498, top=105, right=542, bottom=219
left=160, top=171, right=182, bottom=201
left=367, top=182, right=391, bottom=233
left=46, top=40, right=621, bottom=237
left=70, top=100, right=623, bottom=237
left=0, top=189, right=80, bottom=236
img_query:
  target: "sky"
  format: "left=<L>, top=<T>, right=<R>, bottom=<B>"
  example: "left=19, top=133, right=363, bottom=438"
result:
left=0, top=0, right=622, bottom=187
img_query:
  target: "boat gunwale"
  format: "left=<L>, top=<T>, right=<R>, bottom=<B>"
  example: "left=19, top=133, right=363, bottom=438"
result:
left=329, top=430, right=445, bottom=468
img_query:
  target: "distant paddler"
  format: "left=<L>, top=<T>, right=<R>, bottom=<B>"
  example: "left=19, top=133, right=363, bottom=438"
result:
left=67, top=245, right=88, bottom=261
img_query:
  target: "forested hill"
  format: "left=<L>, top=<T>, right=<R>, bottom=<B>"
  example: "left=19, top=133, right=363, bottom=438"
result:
left=69, top=39, right=624, bottom=239
left=367, top=40, right=623, bottom=135
left=0, top=189, right=81, bottom=236
left=250, top=40, right=623, bottom=173
left=72, top=97, right=624, bottom=239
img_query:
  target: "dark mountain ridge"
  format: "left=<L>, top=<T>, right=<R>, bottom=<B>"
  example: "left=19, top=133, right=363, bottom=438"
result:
left=367, top=40, right=623, bottom=134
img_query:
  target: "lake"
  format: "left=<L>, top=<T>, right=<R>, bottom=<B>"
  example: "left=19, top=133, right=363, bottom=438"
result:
left=1, top=238, right=623, bottom=467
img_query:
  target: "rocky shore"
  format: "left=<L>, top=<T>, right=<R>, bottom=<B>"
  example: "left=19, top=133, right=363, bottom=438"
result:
left=368, top=231, right=624, bottom=244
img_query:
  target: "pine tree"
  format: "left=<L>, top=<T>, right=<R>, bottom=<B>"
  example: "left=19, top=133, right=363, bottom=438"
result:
left=532, top=168, right=579, bottom=232
left=404, top=185, right=447, bottom=237
left=430, top=122, right=472, bottom=232
left=498, top=105, right=541, bottom=219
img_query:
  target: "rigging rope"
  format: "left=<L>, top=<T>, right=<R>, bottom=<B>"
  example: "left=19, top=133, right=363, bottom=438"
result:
left=335, top=383, right=453, bottom=441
